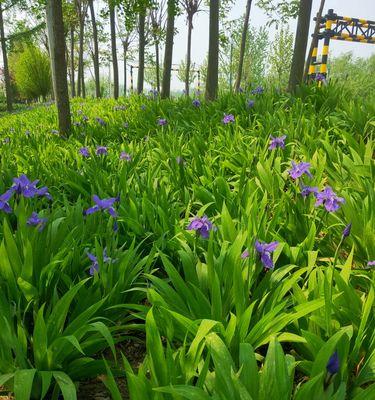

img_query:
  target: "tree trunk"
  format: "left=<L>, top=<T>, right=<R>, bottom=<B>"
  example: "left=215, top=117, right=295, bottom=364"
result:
left=137, top=12, right=145, bottom=94
left=109, top=2, right=119, bottom=99
left=234, top=0, right=252, bottom=92
left=0, top=4, right=12, bottom=111
left=46, top=0, right=71, bottom=135
left=70, top=26, right=76, bottom=97
left=161, top=0, right=175, bottom=98
left=123, top=42, right=127, bottom=96
left=89, top=0, right=101, bottom=97
left=82, top=68, right=86, bottom=98
left=303, top=0, right=325, bottom=81
left=185, top=16, right=193, bottom=96
left=205, top=0, right=219, bottom=100
left=77, top=9, right=85, bottom=97
left=288, top=0, right=313, bottom=92
left=154, top=39, right=160, bottom=92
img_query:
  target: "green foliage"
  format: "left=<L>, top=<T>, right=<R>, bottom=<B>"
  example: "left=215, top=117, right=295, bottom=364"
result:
left=328, top=53, right=375, bottom=98
left=268, top=24, right=294, bottom=89
left=10, top=45, right=51, bottom=101
left=0, top=84, right=373, bottom=398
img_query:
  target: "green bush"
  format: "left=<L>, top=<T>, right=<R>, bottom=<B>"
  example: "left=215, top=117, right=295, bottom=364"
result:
left=11, top=45, right=51, bottom=101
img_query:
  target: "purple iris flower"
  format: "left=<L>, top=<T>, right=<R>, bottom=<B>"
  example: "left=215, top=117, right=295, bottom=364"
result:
left=141, top=105, right=146, bottom=111
left=95, top=117, right=106, bottom=126
left=0, top=190, right=13, bottom=213
left=269, top=135, right=286, bottom=150
left=241, top=249, right=250, bottom=259
left=120, top=151, right=132, bottom=161
left=251, top=86, right=264, bottom=95
left=123, top=122, right=129, bottom=128
left=192, top=99, right=201, bottom=107
left=87, top=249, right=109, bottom=275
left=82, top=115, right=89, bottom=122
left=79, top=147, right=90, bottom=157
left=11, top=175, right=52, bottom=200
left=367, top=261, right=375, bottom=267
left=342, top=223, right=351, bottom=238
left=315, top=73, right=326, bottom=82
left=247, top=100, right=255, bottom=108
left=96, top=146, right=108, bottom=155
left=222, top=114, right=235, bottom=124
left=301, top=185, right=318, bottom=198
left=3, top=137, right=10, bottom=144
left=85, top=195, right=118, bottom=217
left=158, top=118, right=167, bottom=126
left=187, top=215, right=215, bottom=239
left=255, top=240, right=279, bottom=269
left=51, top=129, right=59, bottom=135
left=326, top=351, right=339, bottom=375
left=27, top=212, right=47, bottom=231
left=25, top=130, right=31, bottom=136
left=288, top=161, right=312, bottom=180
left=315, top=187, right=345, bottom=212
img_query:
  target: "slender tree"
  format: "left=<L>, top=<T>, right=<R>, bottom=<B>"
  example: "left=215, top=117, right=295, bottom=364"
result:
left=137, top=11, right=146, bottom=93
left=288, top=0, right=313, bottom=91
left=76, top=0, right=88, bottom=97
left=161, top=0, right=176, bottom=98
left=234, top=0, right=252, bottom=92
left=69, top=26, right=76, bottom=96
left=0, top=2, right=12, bottom=111
left=150, top=1, right=166, bottom=93
left=205, top=0, right=219, bottom=100
left=89, top=0, right=100, bottom=97
left=46, top=0, right=71, bottom=134
left=180, top=0, right=201, bottom=96
left=109, top=0, right=119, bottom=98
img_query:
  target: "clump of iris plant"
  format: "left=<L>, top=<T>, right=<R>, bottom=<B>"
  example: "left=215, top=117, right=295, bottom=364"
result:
left=85, top=195, right=118, bottom=218
left=315, top=186, right=345, bottom=212
left=187, top=215, right=215, bottom=239
left=158, top=118, right=167, bottom=126
left=254, top=240, right=279, bottom=269
left=222, top=114, right=235, bottom=124
left=120, top=151, right=132, bottom=161
left=27, top=212, right=47, bottom=231
left=79, top=147, right=90, bottom=157
left=96, top=146, right=108, bottom=156
left=269, top=135, right=286, bottom=150
left=288, top=161, right=312, bottom=180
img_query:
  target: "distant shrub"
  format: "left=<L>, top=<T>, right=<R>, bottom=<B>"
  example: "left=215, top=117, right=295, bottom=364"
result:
left=11, top=45, right=51, bottom=101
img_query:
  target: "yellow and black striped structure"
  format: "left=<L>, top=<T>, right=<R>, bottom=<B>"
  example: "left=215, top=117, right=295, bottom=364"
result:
left=308, top=9, right=375, bottom=81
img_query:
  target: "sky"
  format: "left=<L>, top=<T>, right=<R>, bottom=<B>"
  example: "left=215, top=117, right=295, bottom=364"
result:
left=133, top=0, right=375, bottom=91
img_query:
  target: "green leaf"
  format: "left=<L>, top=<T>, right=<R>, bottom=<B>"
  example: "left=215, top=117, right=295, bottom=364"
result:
left=14, top=369, right=36, bottom=400
left=53, top=371, right=77, bottom=400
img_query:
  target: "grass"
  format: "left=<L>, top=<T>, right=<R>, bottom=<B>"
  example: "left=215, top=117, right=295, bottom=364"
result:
left=0, top=84, right=373, bottom=399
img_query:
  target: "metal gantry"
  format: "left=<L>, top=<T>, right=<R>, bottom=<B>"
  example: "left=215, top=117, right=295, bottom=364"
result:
left=308, top=9, right=375, bottom=81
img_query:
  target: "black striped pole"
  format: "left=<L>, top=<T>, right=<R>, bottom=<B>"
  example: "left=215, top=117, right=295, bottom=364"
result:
left=320, top=9, right=334, bottom=80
